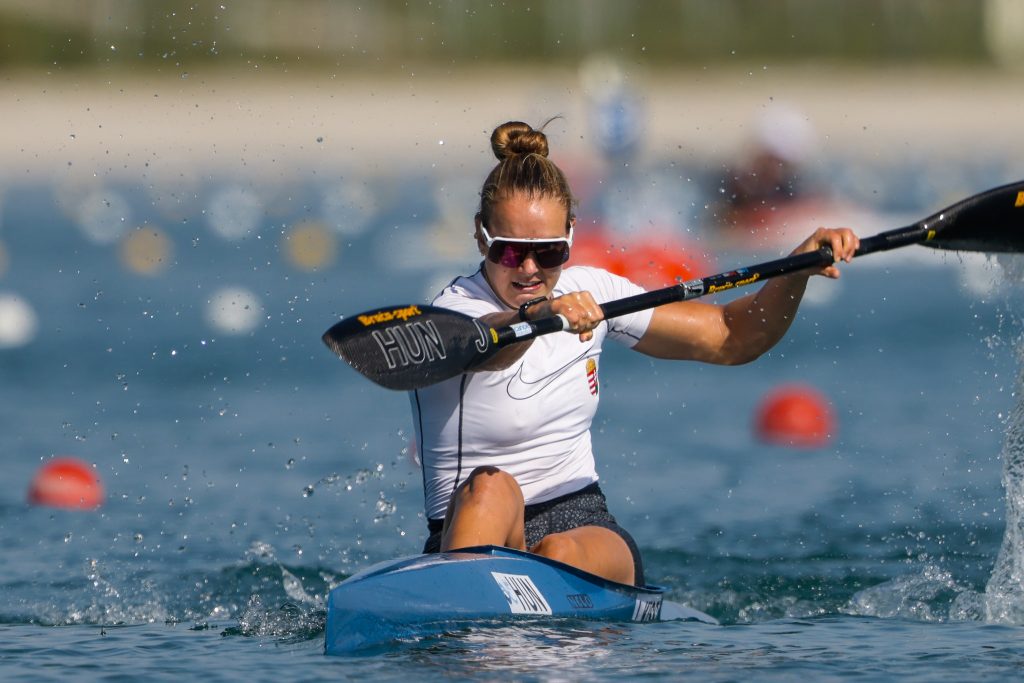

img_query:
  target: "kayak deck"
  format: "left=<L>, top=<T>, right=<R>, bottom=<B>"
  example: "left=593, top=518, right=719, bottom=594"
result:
left=325, top=544, right=715, bottom=654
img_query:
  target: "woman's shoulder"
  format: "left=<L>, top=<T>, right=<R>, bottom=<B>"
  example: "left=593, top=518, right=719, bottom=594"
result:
left=432, top=269, right=502, bottom=315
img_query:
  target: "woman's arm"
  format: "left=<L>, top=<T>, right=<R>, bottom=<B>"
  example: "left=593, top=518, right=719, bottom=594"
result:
left=634, top=228, right=860, bottom=364
left=471, top=291, right=606, bottom=371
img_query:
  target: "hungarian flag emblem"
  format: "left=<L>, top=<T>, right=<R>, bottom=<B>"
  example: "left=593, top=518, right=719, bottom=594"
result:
left=586, top=358, right=598, bottom=395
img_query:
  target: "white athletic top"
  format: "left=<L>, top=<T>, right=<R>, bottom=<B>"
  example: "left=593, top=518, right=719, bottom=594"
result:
left=410, top=265, right=654, bottom=521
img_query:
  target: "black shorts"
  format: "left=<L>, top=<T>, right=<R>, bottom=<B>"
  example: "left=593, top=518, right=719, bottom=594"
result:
left=423, top=481, right=645, bottom=586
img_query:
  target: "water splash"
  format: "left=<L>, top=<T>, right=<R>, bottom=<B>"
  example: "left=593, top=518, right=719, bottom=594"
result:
left=221, top=542, right=333, bottom=641
left=847, top=564, right=969, bottom=621
left=981, top=253, right=1024, bottom=622
left=983, top=341, right=1024, bottom=622
left=843, top=254, right=1024, bottom=624
left=228, top=595, right=324, bottom=642
left=301, top=464, right=385, bottom=497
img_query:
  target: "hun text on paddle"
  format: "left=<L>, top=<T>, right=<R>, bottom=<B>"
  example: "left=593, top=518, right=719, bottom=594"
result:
left=371, top=321, right=447, bottom=370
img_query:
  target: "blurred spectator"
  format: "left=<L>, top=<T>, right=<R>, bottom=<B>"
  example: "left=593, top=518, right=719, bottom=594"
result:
left=580, top=55, right=645, bottom=163
left=715, top=102, right=820, bottom=232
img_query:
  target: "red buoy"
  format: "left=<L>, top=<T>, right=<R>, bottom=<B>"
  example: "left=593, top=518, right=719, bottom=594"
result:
left=28, top=457, right=104, bottom=509
left=755, top=384, right=835, bottom=448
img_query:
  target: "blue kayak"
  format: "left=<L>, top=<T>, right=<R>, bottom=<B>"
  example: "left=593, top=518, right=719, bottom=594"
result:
left=325, top=545, right=716, bottom=654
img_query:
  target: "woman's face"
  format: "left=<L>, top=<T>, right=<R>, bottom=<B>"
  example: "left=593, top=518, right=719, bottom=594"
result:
left=476, top=194, right=571, bottom=310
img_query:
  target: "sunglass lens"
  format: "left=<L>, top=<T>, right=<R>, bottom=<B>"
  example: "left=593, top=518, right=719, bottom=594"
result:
left=487, top=242, right=570, bottom=268
left=488, top=243, right=526, bottom=268
left=533, top=244, right=570, bottom=268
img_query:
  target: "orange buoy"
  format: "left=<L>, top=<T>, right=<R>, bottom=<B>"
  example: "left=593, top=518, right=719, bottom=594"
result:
left=28, top=457, right=104, bottom=509
left=755, top=384, right=835, bottom=448
left=571, top=227, right=711, bottom=291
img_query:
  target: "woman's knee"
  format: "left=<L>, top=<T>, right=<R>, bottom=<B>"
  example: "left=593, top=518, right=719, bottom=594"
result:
left=531, top=528, right=636, bottom=585
left=458, top=466, right=523, bottom=506
left=531, top=533, right=579, bottom=565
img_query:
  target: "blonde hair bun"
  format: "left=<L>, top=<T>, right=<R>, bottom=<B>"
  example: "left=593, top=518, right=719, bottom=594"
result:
left=490, top=121, right=549, bottom=160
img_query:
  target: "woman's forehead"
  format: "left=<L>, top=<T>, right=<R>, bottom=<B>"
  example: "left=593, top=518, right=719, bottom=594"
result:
left=485, top=197, right=569, bottom=237
left=490, top=194, right=567, bottom=219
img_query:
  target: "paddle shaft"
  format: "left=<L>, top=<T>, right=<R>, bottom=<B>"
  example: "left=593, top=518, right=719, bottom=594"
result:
left=494, top=223, right=926, bottom=347
left=324, top=179, right=1024, bottom=390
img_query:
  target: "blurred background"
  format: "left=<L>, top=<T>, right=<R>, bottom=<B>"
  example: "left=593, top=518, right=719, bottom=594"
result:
left=2, top=0, right=1022, bottom=340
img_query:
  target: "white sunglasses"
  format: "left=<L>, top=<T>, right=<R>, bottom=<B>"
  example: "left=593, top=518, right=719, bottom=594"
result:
left=479, top=224, right=574, bottom=268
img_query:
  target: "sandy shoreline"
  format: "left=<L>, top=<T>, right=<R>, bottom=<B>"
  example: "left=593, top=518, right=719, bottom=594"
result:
left=1, top=65, right=1022, bottom=184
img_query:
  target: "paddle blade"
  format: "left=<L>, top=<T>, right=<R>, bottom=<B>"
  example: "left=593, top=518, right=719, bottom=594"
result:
left=924, top=180, right=1024, bottom=253
left=322, top=304, right=497, bottom=390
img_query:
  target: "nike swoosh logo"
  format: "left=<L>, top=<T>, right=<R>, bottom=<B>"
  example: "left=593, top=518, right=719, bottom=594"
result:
left=505, top=349, right=592, bottom=400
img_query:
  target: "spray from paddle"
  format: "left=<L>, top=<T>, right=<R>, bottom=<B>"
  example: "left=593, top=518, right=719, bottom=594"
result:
left=983, top=253, right=1024, bottom=622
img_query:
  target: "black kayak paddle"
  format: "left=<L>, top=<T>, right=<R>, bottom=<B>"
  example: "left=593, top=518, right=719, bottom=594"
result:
left=323, top=180, right=1024, bottom=390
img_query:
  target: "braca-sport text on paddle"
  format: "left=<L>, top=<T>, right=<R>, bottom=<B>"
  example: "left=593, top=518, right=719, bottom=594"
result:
left=323, top=180, right=1024, bottom=390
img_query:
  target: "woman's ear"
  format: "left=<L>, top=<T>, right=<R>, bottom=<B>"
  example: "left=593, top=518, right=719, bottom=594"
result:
left=474, top=213, right=486, bottom=255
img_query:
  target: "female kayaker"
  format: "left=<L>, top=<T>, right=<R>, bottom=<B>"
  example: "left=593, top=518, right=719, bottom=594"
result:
left=410, top=119, right=859, bottom=586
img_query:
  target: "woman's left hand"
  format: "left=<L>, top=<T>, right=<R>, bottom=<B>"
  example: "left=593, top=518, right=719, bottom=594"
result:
left=543, top=291, right=604, bottom=342
left=791, top=227, right=860, bottom=279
